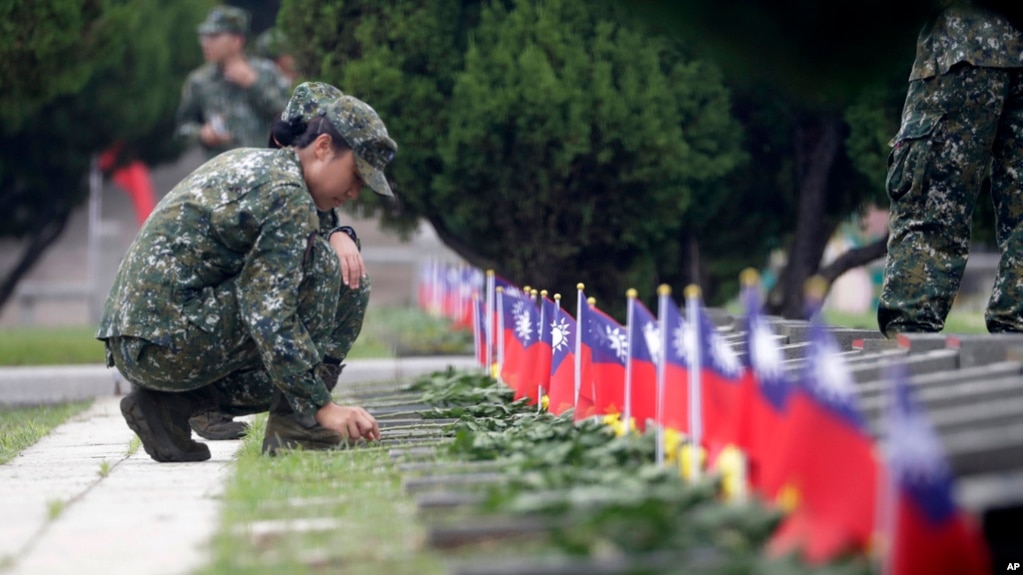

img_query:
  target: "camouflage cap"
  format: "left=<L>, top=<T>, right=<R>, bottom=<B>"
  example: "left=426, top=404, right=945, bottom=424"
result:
left=322, top=96, right=398, bottom=198
left=197, top=6, right=250, bottom=36
left=281, top=83, right=397, bottom=197
left=281, top=82, right=343, bottom=125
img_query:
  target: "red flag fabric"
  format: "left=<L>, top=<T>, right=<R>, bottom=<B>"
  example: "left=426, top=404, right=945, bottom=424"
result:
left=768, top=312, right=879, bottom=563
left=627, top=296, right=660, bottom=430
left=736, top=282, right=794, bottom=497
left=546, top=304, right=578, bottom=416
left=692, top=299, right=745, bottom=457
left=884, top=363, right=991, bottom=575
left=499, top=290, right=536, bottom=394
left=521, top=295, right=557, bottom=403
left=659, top=298, right=690, bottom=433
left=581, top=301, right=627, bottom=416
left=99, top=147, right=156, bottom=226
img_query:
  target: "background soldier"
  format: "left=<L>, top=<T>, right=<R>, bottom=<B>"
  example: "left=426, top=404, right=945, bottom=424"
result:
left=175, top=5, right=291, bottom=160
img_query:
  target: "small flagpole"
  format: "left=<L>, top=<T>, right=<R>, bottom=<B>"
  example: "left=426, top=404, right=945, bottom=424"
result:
left=536, top=289, right=546, bottom=412
left=588, top=296, right=599, bottom=424
left=624, top=289, right=637, bottom=433
left=685, top=284, right=703, bottom=483
left=472, top=293, right=484, bottom=373
left=485, top=270, right=495, bottom=375
left=496, top=287, right=506, bottom=382
left=574, top=283, right=585, bottom=408
left=551, top=293, right=563, bottom=413
left=656, top=284, right=671, bottom=466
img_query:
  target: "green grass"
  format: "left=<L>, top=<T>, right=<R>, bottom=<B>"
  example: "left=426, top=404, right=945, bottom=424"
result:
left=0, top=328, right=104, bottom=366
left=199, top=414, right=449, bottom=575
left=0, top=306, right=470, bottom=367
left=0, top=401, right=93, bottom=464
left=824, top=307, right=988, bottom=334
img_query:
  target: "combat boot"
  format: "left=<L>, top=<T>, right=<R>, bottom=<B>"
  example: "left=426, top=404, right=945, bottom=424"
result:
left=189, top=411, right=250, bottom=440
left=261, top=363, right=346, bottom=455
left=120, top=386, right=212, bottom=462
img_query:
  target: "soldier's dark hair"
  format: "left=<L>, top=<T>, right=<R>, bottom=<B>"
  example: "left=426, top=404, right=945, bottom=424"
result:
left=268, top=116, right=351, bottom=152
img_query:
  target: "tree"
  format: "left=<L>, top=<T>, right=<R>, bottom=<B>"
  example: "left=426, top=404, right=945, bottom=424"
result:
left=0, top=0, right=213, bottom=310
left=622, top=0, right=930, bottom=317
left=282, top=0, right=746, bottom=316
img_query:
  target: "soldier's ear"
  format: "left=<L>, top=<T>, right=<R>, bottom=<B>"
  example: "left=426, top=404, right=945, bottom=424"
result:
left=314, top=133, right=336, bottom=161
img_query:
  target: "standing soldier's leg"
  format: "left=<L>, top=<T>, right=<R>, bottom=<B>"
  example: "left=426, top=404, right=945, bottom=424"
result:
left=986, top=69, right=1023, bottom=332
left=878, top=65, right=1005, bottom=336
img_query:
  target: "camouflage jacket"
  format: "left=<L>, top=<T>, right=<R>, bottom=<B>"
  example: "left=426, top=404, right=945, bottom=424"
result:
left=910, top=2, right=1023, bottom=80
left=98, top=148, right=336, bottom=414
left=175, top=58, right=292, bottom=159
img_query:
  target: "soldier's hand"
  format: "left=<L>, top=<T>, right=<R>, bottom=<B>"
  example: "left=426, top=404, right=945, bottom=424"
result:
left=200, top=123, right=232, bottom=147
left=314, top=402, right=380, bottom=442
left=328, top=231, right=366, bottom=289
left=223, top=57, right=258, bottom=88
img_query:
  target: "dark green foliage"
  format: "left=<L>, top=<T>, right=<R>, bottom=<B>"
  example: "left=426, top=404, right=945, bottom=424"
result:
left=0, top=0, right=212, bottom=247
left=281, top=0, right=745, bottom=314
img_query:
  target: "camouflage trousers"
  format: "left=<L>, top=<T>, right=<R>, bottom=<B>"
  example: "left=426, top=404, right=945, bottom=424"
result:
left=878, top=64, right=1023, bottom=336
left=106, top=236, right=370, bottom=416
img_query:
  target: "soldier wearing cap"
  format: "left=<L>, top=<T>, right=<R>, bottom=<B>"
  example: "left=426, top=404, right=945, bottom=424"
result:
left=175, top=5, right=291, bottom=159
left=98, top=82, right=398, bottom=462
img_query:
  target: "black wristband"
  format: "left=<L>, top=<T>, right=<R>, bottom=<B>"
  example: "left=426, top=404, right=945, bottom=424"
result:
left=331, top=224, right=360, bottom=243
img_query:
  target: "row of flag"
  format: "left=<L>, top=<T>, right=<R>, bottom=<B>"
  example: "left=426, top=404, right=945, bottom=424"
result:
left=416, top=262, right=992, bottom=574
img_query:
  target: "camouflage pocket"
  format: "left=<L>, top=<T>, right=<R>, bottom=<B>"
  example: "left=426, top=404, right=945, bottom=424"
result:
left=181, top=286, right=223, bottom=334
left=886, top=111, right=942, bottom=203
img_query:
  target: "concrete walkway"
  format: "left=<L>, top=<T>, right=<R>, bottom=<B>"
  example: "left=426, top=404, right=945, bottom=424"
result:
left=0, top=356, right=475, bottom=575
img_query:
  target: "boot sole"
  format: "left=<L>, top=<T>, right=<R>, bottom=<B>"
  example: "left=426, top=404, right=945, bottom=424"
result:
left=121, top=393, right=211, bottom=463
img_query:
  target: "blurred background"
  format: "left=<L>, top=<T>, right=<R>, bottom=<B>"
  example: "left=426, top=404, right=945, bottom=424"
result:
left=0, top=0, right=1003, bottom=331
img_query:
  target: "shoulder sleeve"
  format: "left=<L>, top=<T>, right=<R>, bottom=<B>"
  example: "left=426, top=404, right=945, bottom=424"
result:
left=235, top=182, right=332, bottom=415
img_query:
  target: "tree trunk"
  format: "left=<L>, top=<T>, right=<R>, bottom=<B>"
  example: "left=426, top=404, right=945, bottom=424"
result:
left=769, top=112, right=843, bottom=319
left=816, top=235, right=888, bottom=296
left=0, top=209, right=71, bottom=311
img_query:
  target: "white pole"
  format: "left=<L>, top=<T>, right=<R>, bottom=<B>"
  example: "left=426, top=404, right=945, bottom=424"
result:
left=87, top=155, right=103, bottom=323
left=685, top=285, right=702, bottom=482
left=574, top=283, right=584, bottom=407
left=655, top=285, right=670, bottom=466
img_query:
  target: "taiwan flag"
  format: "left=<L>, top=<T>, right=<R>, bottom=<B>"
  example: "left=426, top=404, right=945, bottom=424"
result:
left=883, top=363, right=991, bottom=575
left=581, top=302, right=628, bottom=416
left=627, top=295, right=660, bottom=430
left=499, top=291, right=538, bottom=395
left=736, top=280, right=794, bottom=497
left=573, top=292, right=597, bottom=420
left=691, top=297, right=744, bottom=457
left=768, top=311, right=880, bottom=563
left=519, top=294, right=557, bottom=404
left=658, top=297, right=690, bottom=433
left=546, top=304, right=578, bottom=416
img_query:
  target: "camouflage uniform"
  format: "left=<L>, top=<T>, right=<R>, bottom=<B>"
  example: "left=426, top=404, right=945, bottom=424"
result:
left=97, top=147, right=370, bottom=418
left=878, top=1, right=1023, bottom=335
left=175, top=7, right=291, bottom=159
